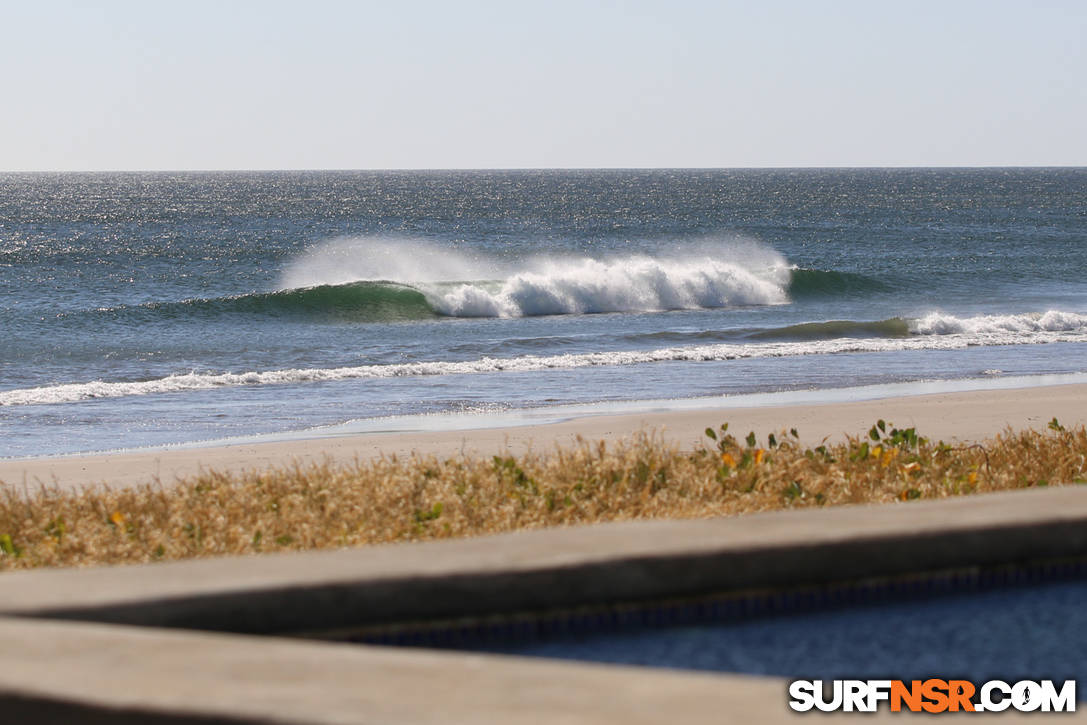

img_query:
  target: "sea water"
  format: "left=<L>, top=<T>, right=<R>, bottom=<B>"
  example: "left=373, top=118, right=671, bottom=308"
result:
left=2, top=169, right=1085, bottom=457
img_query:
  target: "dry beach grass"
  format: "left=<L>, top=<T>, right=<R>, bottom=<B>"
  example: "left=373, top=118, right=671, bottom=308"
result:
left=2, top=419, right=1086, bottom=571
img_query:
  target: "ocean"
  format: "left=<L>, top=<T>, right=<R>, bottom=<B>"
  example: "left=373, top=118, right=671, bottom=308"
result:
left=2, top=168, right=1085, bottom=458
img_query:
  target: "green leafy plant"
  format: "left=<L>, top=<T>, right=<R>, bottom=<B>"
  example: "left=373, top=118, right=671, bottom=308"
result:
left=0, top=534, right=21, bottom=558
left=867, top=419, right=926, bottom=449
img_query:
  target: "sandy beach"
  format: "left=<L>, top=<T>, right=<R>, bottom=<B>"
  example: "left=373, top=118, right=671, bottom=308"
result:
left=3, top=382, right=1085, bottom=492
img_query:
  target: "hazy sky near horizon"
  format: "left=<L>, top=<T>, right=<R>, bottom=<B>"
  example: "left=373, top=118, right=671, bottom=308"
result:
left=2, top=0, right=1085, bottom=171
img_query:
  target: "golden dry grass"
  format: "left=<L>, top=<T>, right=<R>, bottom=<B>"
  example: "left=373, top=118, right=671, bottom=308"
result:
left=2, top=420, right=1086, bottom=570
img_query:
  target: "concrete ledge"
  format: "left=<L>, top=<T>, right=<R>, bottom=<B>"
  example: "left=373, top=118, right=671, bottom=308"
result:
left=0, top=617, right=796, bottom=725
left=4, top=488, right=1087, bottom=723
left=2, top=487, right=1087, bottom=635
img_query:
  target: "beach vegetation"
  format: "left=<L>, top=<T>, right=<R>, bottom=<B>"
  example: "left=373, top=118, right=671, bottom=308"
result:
left=1, top=423, right=1087, bottom=570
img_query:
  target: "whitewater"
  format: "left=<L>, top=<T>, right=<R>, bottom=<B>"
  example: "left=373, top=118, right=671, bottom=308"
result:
left=5, top=310, right=1087, bottom=408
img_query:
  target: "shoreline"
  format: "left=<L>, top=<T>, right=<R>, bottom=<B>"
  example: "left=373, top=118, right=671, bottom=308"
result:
left=3, top=381, right=1086, bottom=492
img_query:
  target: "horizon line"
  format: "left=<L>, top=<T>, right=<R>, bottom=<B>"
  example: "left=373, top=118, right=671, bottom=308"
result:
left=3, top=164, right=1086, bottom=174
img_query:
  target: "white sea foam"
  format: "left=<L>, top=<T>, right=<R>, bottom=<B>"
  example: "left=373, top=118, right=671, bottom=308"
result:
left=421, top=257, right=790, bottom=317
left=5, top=311, right=1087, bottom=407
left=911, top=310, right=1087, bottom=335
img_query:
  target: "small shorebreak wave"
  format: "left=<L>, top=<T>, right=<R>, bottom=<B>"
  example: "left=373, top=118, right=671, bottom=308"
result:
left=6, top=310, right=1087, bottom=407
left=748, top=318, right=912, bottom=341
left=618, top=310, right=1087, bottom=345
left=748, top=311, right=1087, bottom=342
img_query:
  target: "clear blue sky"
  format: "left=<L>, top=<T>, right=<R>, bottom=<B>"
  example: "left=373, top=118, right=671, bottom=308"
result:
left=2, top=0, right=1084, bottom=170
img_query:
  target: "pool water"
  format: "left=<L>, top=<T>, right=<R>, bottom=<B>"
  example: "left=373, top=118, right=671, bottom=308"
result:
left=464, top=579, right=1087, bottom=691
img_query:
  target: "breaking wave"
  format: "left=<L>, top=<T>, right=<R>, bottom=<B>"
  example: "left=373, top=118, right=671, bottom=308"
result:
left=281, top=236, right=797, bottom=317
left=786, top=268, right=891, bottom=298
left=420, top=259, right=789, bottom=317
left=63, top=242, right=899, bottom=323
